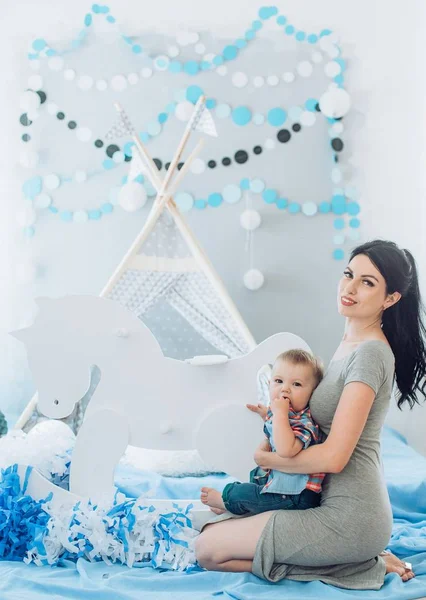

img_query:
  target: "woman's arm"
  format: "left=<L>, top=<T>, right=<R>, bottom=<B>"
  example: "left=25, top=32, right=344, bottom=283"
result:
left=255, top=381, right=376, bottom=474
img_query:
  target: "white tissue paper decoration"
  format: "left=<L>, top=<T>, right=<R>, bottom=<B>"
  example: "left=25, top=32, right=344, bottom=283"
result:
left=319, top=88, right=351, bottom=118
left=243, top=269, right=265, bottom=290
left=119, top=182, right=147, bottom=212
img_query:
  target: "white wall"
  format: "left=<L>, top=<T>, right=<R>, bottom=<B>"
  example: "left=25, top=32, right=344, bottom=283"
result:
left=1, top=0, right=425, bottom=453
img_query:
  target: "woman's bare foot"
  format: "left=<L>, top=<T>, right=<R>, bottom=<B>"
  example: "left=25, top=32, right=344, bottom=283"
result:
left=200, top=487, right=226, bottom=511
left=381, top=551, right=415, bottom=582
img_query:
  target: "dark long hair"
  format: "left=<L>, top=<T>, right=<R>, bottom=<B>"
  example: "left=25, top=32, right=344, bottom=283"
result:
left=350, top=240, right=426, bottom=409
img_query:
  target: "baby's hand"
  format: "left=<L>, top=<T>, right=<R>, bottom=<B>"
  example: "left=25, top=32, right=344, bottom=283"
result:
left=246, top=403, right=269, bottom=421
left=270, top=396, right=290, bottom=415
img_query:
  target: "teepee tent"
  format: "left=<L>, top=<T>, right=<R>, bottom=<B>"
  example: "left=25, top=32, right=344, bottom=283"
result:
left=15, top=97, right=256, bottom=431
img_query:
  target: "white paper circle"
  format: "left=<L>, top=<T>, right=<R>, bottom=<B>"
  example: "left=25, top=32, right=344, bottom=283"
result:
left=75, top=170, right=87, bottom=182
left=319, top=88, right=351, bottom=118
left=240, top=209, right=262, bottom=231
left=43, top=174, right=60, bottom=190
left=216, top=103, right=231, bottom=118
left=113, top=151, right=125, bottom=164
left=110, top=75, right=127, bottom=91
left=64, top=69, right=76, bottom=81
left=300, top=111, right=316, bottom=127
left=204, top=53, right=215, bottom=62
left=190, top=158, right=206, bottom=174
left=128, top=72, right=139, bottom=85
left=311, top=51, right=323, bottom=63
left=26, top=109, right=40, bottom=121
left=119, top=182, right=147, bottom=212
left=29, top=59, right=41, bottom=71
left=297, top=61, right=313, bottom=77
left=73, top=210, right=89, bottom=223
left=47, top=102, right=59, bottom=115
left=19, top=150, right=39, bottom=168
left=168, top=45, right=180, bottom=57
left=333, top=234, right=345, bottom=245
left=267, top=75, right=279, bottom=87
left=96, top=79, right=108, bottom=91
left=78, top=75, right=94, bottom=91
left=175, top=192, right=194, bottom=212
left=253, top=113, right=265, bottom=125
left=188, top=32, right=199, bottom=44
left=20, top=90, right=41, bottom=112
left=216, top=65, right=228, bottom=76
left=28, top=74, right=43, bottom=90
left=76, top=127, right=92, bottom=142
left=48, top=56, right=64, bottom=71
left=176, top=31, right=191, bottom=46
left=175, top=101, right=194, bottom=122
left=34, top=193, right=52, bottom=209
left=264, top=138, right=275, bottom=150
left=324, top=61, right=342, bottom=78
left=195, top=43, right=206, bottom=55
left=331, top=122, right=344, bottom=135
left=302, top=202, right=318, bottom=216
left=244, top=269, right=264, bottom=291
left=331, top=168, right=342, bottom=183
left=253, top=76, right=265, bottom=88
left=223, top=184, right=242, bottom=204
left=282, top=72, right=295, bottom=83
left=140, top=67, right=153, bottom=79
left=348, top=230, right=360, bottom=241
left=17, top=206, right=37, bottom=227
left=232, top=72, right=248, bottom=88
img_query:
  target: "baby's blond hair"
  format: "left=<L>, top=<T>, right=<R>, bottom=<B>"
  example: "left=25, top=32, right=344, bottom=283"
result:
left=274, top=349, right=324, bottom=388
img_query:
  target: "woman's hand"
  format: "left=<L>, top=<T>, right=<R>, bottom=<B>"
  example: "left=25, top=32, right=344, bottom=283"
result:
left=246, top=403, right=269, bottom=421
left=254, top=438, right=271, bottom=466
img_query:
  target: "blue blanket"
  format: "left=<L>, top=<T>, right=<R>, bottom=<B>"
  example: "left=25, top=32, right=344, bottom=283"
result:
left=0, top=425, right=425, bottom=600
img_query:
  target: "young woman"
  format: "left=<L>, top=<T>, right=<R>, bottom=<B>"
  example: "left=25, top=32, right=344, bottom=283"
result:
left=195, top=240, right=425, bottom=589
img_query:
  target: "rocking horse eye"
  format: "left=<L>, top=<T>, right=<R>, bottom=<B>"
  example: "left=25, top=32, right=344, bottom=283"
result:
left=54, top=399, right=59, bottom=405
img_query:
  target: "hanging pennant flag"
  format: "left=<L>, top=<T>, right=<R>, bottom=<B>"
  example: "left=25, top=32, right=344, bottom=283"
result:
left=127, top=150, right=149, bottom=181
left=105, top=104, right=136, bottom=139
left=189, top=103, right=218, bottom=138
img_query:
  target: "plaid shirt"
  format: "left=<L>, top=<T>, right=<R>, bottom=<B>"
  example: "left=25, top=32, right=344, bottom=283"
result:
left=262, top=406, right=325, bottom=494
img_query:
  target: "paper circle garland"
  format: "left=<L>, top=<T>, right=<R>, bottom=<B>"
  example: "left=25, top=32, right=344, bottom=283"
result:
left=240, top=209, right=262, bottom=231
left=119, top=182, right=147, bottom=212
left=243, top=269, right=265, bottom=291
left=319, top=88, right=351, bottom=118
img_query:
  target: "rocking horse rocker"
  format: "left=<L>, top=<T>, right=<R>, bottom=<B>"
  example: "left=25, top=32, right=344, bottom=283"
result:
left=12, top=98, right=311, bottom=527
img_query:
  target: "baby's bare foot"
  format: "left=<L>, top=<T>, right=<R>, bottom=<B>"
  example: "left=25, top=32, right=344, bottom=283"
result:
left=210, top=507, right=226, bottom=515
left=381, top=551, right=415, bottom=582
left=200, top=487, right=226, bottom=511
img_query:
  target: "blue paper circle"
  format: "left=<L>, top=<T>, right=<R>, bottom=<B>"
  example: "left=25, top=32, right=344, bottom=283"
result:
left=223, top=45, right=238, bottom=61
left=208, top=193, right=223, bottom=207
left=132, top=44, right=142, bottom=54
left=333, top=249, right=345, bottom=260
left=186, top=85, right=203, bottom=104
left=349, top=218, right=360, bottom=228
left=240, top=178, right=250, bottom=190
left=88, top=209, right=102, bottom=220
left=23, top=177, right=42, bottom=200
left=288, top=203, right=301, bottom=214
left=194, top=199, right=207, bottom=209
left=295, top=31, right=306, bottom=41
left=334, top=218, right=345, bottom=230
left=60, top=211, right=73, bottom=222
left=285, top=25, right=295, bottom=35
left=276, top=198, right=288, bottom=209
left=267, top=108, right=287, bottom=127
left=169, top=61, right=182, bottom=73
left=262, top=189, right=278, bottom=204
left=32, top=39, right=47, bottom=51
left=347, top=202, right=360, bottom=216
left=183, top=61, right=199, bottom=76
left=305, top=98, right=318, bottom=112
left=319, top=201, right=331, bottom=213
left=232, top=106, right=252, bottom=126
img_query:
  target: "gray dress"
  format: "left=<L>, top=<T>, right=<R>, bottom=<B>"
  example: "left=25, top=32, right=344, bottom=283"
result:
left=251, top=340, right=395, bottom=590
